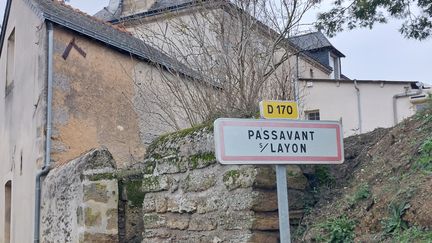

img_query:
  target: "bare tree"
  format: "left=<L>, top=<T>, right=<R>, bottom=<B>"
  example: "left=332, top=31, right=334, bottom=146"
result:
left=126, top=0, right=318, bottom=129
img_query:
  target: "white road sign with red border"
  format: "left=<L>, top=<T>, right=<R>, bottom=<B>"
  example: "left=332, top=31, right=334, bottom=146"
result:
left=214, top=118, right=344, bottom=164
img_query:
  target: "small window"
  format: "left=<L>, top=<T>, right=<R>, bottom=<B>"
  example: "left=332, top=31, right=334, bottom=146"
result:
left=5, top=29, right=15, bottom=97
left=309, top=68, right=314, bottom=79
left=306, top=110, right=320, bottom=120
left=329, top=53, right=340, bottom=79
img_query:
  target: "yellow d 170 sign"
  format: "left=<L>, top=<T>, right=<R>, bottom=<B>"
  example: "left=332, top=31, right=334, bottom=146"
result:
left=259, top=100, right=298, bottom=119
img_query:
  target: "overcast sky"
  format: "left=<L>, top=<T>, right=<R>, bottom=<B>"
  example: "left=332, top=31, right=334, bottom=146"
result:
left=1, top=1, right=431, bottom=85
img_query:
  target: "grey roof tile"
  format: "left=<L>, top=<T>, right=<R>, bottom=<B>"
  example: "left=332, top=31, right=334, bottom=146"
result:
left=149, top=0, right=194, bottom=11
left=32, top=0, right=198, bottom=79
left=94, top=8, right=117, bottom=22
left=289, top=31, right=345, bottom=57
left=290, top=31, right=332, bottom=51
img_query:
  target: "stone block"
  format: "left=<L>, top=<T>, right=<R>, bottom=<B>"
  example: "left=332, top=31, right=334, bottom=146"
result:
left=189, top=214, right=218, bottom=231
left=106, top=209, right=118, bottom=231
left=142, top=228, right=171, bottom=239
left=142, top=175, right=171, bottom=193
left=252, top=212, right=279, bottom=230
left=196, top=195, right=227, bottom=214
left=219, top=211, right=254, bottom=230
left=155, top=155, right=188, bottom=174
left=254, top=166, right=276, bottom=189
left=252, top=191, right=278, bottom=212
left=143, top=193, right=156, bottom=213
left=287, top=165, right=309, bottom=190
left=181, top=171, right=216, bottom=192
left=223, top=167, right=256, bottom=191
left=155, top=196, right=168, bottom=213
left=225, top=189, right=256, bottom=211
left=143, top=193, right=167, bottom=213
left=248, top=232, right=279, bottom=243
left=141, top=238, right=171, bottom=243
left=166, top=213, right=190, bottom=230
left=81, top=233, right=118, bottom=243
left=167, top=196, right=197, bottom=213
left=83, top=182, right=109, bottom=203
left=84, top=207, right=101, bottom=227
left=143, top=213, right=166, bottom=229
left=187, top=152, right=216, bottom=170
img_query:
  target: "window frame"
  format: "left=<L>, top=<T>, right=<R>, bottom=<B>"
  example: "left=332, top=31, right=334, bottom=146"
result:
left=305, top=110, right=320, bottom=120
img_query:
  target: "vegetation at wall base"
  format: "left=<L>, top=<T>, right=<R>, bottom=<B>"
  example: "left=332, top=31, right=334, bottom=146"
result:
left=317, top=215, right=356, bottom=243
left=382, top=201, right=410, bottom=235
left=296, top=105, right=432, bottom=242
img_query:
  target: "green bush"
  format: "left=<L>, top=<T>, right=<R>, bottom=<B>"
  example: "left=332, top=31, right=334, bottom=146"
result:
left=318, top=215, right=356, bottom=242
left=382, top=201, right=410, bottom=235
left=316, top=165, right=336, bottom=187
left=348, top=183, right=371, bottom=206
left=415, top=137, right=432, bottom=172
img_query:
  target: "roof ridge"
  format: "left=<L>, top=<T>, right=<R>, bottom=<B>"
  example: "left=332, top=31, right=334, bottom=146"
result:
left=290, top=31, right=321, bottom=39
left=51, top=0, right=131, bottom=34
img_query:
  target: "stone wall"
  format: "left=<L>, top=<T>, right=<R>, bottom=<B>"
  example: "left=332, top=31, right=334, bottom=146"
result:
left=39, top=126, right=316, bottom=243
left=118, top=124, right=314, bottom=243
left=40, top=148, right=119, bottom=243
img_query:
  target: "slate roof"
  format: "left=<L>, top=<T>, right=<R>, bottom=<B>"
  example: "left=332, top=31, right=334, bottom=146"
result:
left=95, top=0, right=197, bottom=22
left=102, top=0, right=334, bottom=73
left=149, top=0, right=194, bottom=12
left=0, top=0, right=198, bottom=79
left=109, top=0, right=201, bottom=24
left=94, top=8, right=118, bottom=22
left=290, top=31, right=345, bottom=57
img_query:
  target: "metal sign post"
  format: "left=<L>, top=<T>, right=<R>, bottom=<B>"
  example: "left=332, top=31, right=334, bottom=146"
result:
left=276, top=164, right=291, bottom=243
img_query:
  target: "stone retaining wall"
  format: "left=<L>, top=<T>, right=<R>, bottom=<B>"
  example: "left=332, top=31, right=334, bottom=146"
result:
left=39, top=126, right=316, bottom=243
left=40, top=148, right=119, bottom=243
left=119, top=125, right=314, bottom=243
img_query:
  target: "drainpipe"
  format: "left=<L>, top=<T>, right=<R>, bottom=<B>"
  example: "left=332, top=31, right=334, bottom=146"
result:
left=353, top=80, right=362, bottom=133
left=34, top=21, right=54, bottom=243
left=393, top=82, right=423, bottom=125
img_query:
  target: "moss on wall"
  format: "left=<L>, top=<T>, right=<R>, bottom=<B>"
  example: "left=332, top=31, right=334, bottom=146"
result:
left=124, top=179, right=145, bottom=208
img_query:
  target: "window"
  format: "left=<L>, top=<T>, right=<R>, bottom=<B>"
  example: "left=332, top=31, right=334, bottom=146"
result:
left=4, top=181, right=12, bottom=243
left=306, top=110, right=320, bottom=120
left=329, top=53, right=340, bottom=79
left=309, top=68, right=314, bottom=79
left=5, top=29, right=15, bottom=97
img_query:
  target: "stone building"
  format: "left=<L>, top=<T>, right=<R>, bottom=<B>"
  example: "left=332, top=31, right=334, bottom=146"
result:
left=97, top=0, right=431, bottom=136
left=0, top=0, right=431, bottom=242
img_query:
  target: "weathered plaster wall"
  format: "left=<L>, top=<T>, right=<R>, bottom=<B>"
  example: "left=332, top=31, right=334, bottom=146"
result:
left=0, top=0, right=47, bottom=242
left=51, top=27, right=186, bottom=167
left=117, top=125, right=313, bottom=243
left=40, top=148, right=118, bottom=243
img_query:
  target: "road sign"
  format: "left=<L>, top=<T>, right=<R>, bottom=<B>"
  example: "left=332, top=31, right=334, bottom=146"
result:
left=214, top=118, right=344, bottom=165
left=259, top=100, right=298, bottom=119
